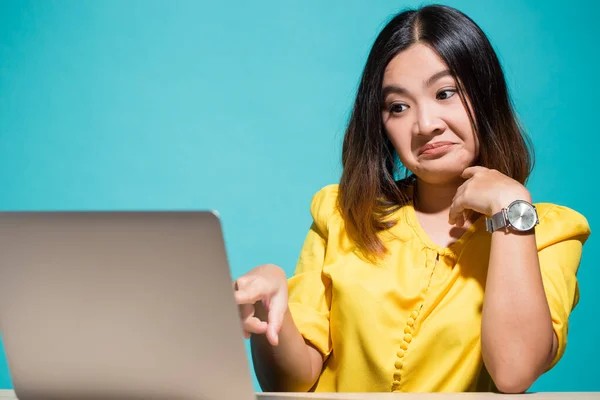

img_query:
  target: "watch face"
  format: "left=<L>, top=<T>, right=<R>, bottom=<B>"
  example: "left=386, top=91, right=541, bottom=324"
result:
left=506, top=200, right=538, bottom=231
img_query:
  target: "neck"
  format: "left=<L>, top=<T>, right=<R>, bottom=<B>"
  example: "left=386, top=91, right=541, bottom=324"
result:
left=414, top=178, right=464, bottom=215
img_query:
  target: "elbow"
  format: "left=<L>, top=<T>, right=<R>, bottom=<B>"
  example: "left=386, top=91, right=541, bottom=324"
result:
left=483, top=330, right=555, bottom=394
left=495, top=378, right=532, bottom=394
left=491, top=367, right=537, bottom=394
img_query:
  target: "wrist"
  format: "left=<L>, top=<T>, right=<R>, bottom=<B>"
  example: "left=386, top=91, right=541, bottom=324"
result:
left=490, top=188, right=532, bottom=215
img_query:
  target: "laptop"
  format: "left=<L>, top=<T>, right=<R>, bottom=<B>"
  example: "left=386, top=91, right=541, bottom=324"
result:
left=0, top=211, right=258, bottom=400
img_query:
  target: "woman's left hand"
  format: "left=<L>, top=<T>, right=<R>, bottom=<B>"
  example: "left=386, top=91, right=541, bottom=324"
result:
left=449, top=166, right=532, bottom=227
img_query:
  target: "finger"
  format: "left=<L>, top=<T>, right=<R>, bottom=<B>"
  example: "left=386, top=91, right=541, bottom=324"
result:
left=243, top=316, right=268, bottom=335
left=234, top=279, right=265, bottom=305
left=238, top=303, right=255, bottom=321
left=452, top=183, right=467, bottom=204
left=239, top=302, right=268, bottom=338
left=454, top=211, right=465, bottom=228
left=237, top=303, right=256, bottom=339
left=233, top=275, right=254, bottom=290
left=266, top=292, right=287, bottom=347
left=232, top=278, right=244, bottom=291
left=448, top=196, right=466, bottom=225
left=453, top=173, right=476, bottom=203
left=461, top=166, right=487, bottom=179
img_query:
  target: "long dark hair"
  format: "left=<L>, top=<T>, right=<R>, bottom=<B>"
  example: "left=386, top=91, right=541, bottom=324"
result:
left=338, top=4, right=534, bottom=259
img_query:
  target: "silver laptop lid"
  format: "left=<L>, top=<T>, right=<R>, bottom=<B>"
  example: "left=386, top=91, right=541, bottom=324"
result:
left=0, top=211, right=255, bottom=400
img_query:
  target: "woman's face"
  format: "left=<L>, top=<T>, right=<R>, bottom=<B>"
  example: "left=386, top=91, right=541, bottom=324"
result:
left=381, top=43, right=479, bottom=185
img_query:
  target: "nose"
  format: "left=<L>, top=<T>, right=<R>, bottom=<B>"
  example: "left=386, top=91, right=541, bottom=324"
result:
left=413, top=104, right=445, bottom=136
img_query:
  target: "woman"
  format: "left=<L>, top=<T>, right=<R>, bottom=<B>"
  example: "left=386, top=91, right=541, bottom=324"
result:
left=233, top=4, right=591, bottom=394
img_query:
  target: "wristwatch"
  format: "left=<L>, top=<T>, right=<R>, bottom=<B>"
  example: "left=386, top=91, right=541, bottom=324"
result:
left=485, top=199, right=539, bottom=233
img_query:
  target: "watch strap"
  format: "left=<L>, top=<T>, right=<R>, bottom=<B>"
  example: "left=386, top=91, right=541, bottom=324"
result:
left=485, top=210, right=507, bottom=233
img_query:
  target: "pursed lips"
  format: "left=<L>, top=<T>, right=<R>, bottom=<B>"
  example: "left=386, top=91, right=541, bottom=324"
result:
left=417, top=141, right=456, bottom=156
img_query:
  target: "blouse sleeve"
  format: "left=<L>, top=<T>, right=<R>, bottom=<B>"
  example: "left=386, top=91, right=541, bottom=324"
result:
left=535, top=203, right=591, bottom=370
left=286, top=185, right=338, bottom=359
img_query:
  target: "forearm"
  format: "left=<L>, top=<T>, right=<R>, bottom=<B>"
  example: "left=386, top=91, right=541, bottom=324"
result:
left=250, top=305, right=321, bottom=392
left=482, top=206, right=555, bottom=393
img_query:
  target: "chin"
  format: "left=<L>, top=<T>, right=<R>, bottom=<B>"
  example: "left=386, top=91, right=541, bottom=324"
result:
left=411, top=167, right=467, bottom=185
left=411, top=157, right=473, bottom=182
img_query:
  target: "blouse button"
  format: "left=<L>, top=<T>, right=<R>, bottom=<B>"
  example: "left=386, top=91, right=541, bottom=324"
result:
left=404, top=326, right=412, bottom=334
left=404, top=334, right=412, bottom=343
left=393, top=371, right=402, bottom=381
left=395, top=359, right=403, bottom=369
left=397, top=349, right=405, bottom=358
left=400, top=342, right=408, bottom=350
left=410, top=310, right=419, bottom=319
left=407, top=317, right=415, bottom=327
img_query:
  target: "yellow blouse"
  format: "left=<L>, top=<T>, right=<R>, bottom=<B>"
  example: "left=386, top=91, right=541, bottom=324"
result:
left=286, top=184, right=591, bottom=392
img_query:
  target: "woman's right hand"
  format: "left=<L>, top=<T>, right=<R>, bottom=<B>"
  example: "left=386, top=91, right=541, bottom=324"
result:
left=233, top=264, right=288, bottom=346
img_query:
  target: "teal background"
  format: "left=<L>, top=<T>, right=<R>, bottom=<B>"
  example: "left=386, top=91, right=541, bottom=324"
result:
left=0, top=0, right=597, bottom=392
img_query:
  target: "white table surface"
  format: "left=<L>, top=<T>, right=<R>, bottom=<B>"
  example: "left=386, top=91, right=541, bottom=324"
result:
left=1, top=389, right=599, bottom=399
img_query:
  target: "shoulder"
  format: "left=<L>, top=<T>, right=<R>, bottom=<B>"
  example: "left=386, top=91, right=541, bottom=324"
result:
left=534, top=203, right=591, bottom=250
left=309, top=184, right=340, bottom=235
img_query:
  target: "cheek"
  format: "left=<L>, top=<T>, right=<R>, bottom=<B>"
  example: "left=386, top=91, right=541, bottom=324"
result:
left=456, top=103, right=479, bottom=154
left=455, top=113, right=478, bottom=154
left=465, top=126, right=479, bottom=156
left=383, top=119, right=414, bottom=164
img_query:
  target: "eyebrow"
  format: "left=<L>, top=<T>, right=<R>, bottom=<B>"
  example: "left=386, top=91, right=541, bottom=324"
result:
left=425, top=69, right=453, bottom=87
left=381, top=69, right=453, bottom=98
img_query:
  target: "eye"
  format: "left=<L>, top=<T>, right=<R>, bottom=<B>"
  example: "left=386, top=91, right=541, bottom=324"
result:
left=388, top=103, right=408, bottom=114
left=436, top=89, right=457, bottom=100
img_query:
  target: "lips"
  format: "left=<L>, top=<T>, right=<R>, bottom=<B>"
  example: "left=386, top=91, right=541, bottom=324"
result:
left=418, top=141, right=456, bottom=156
